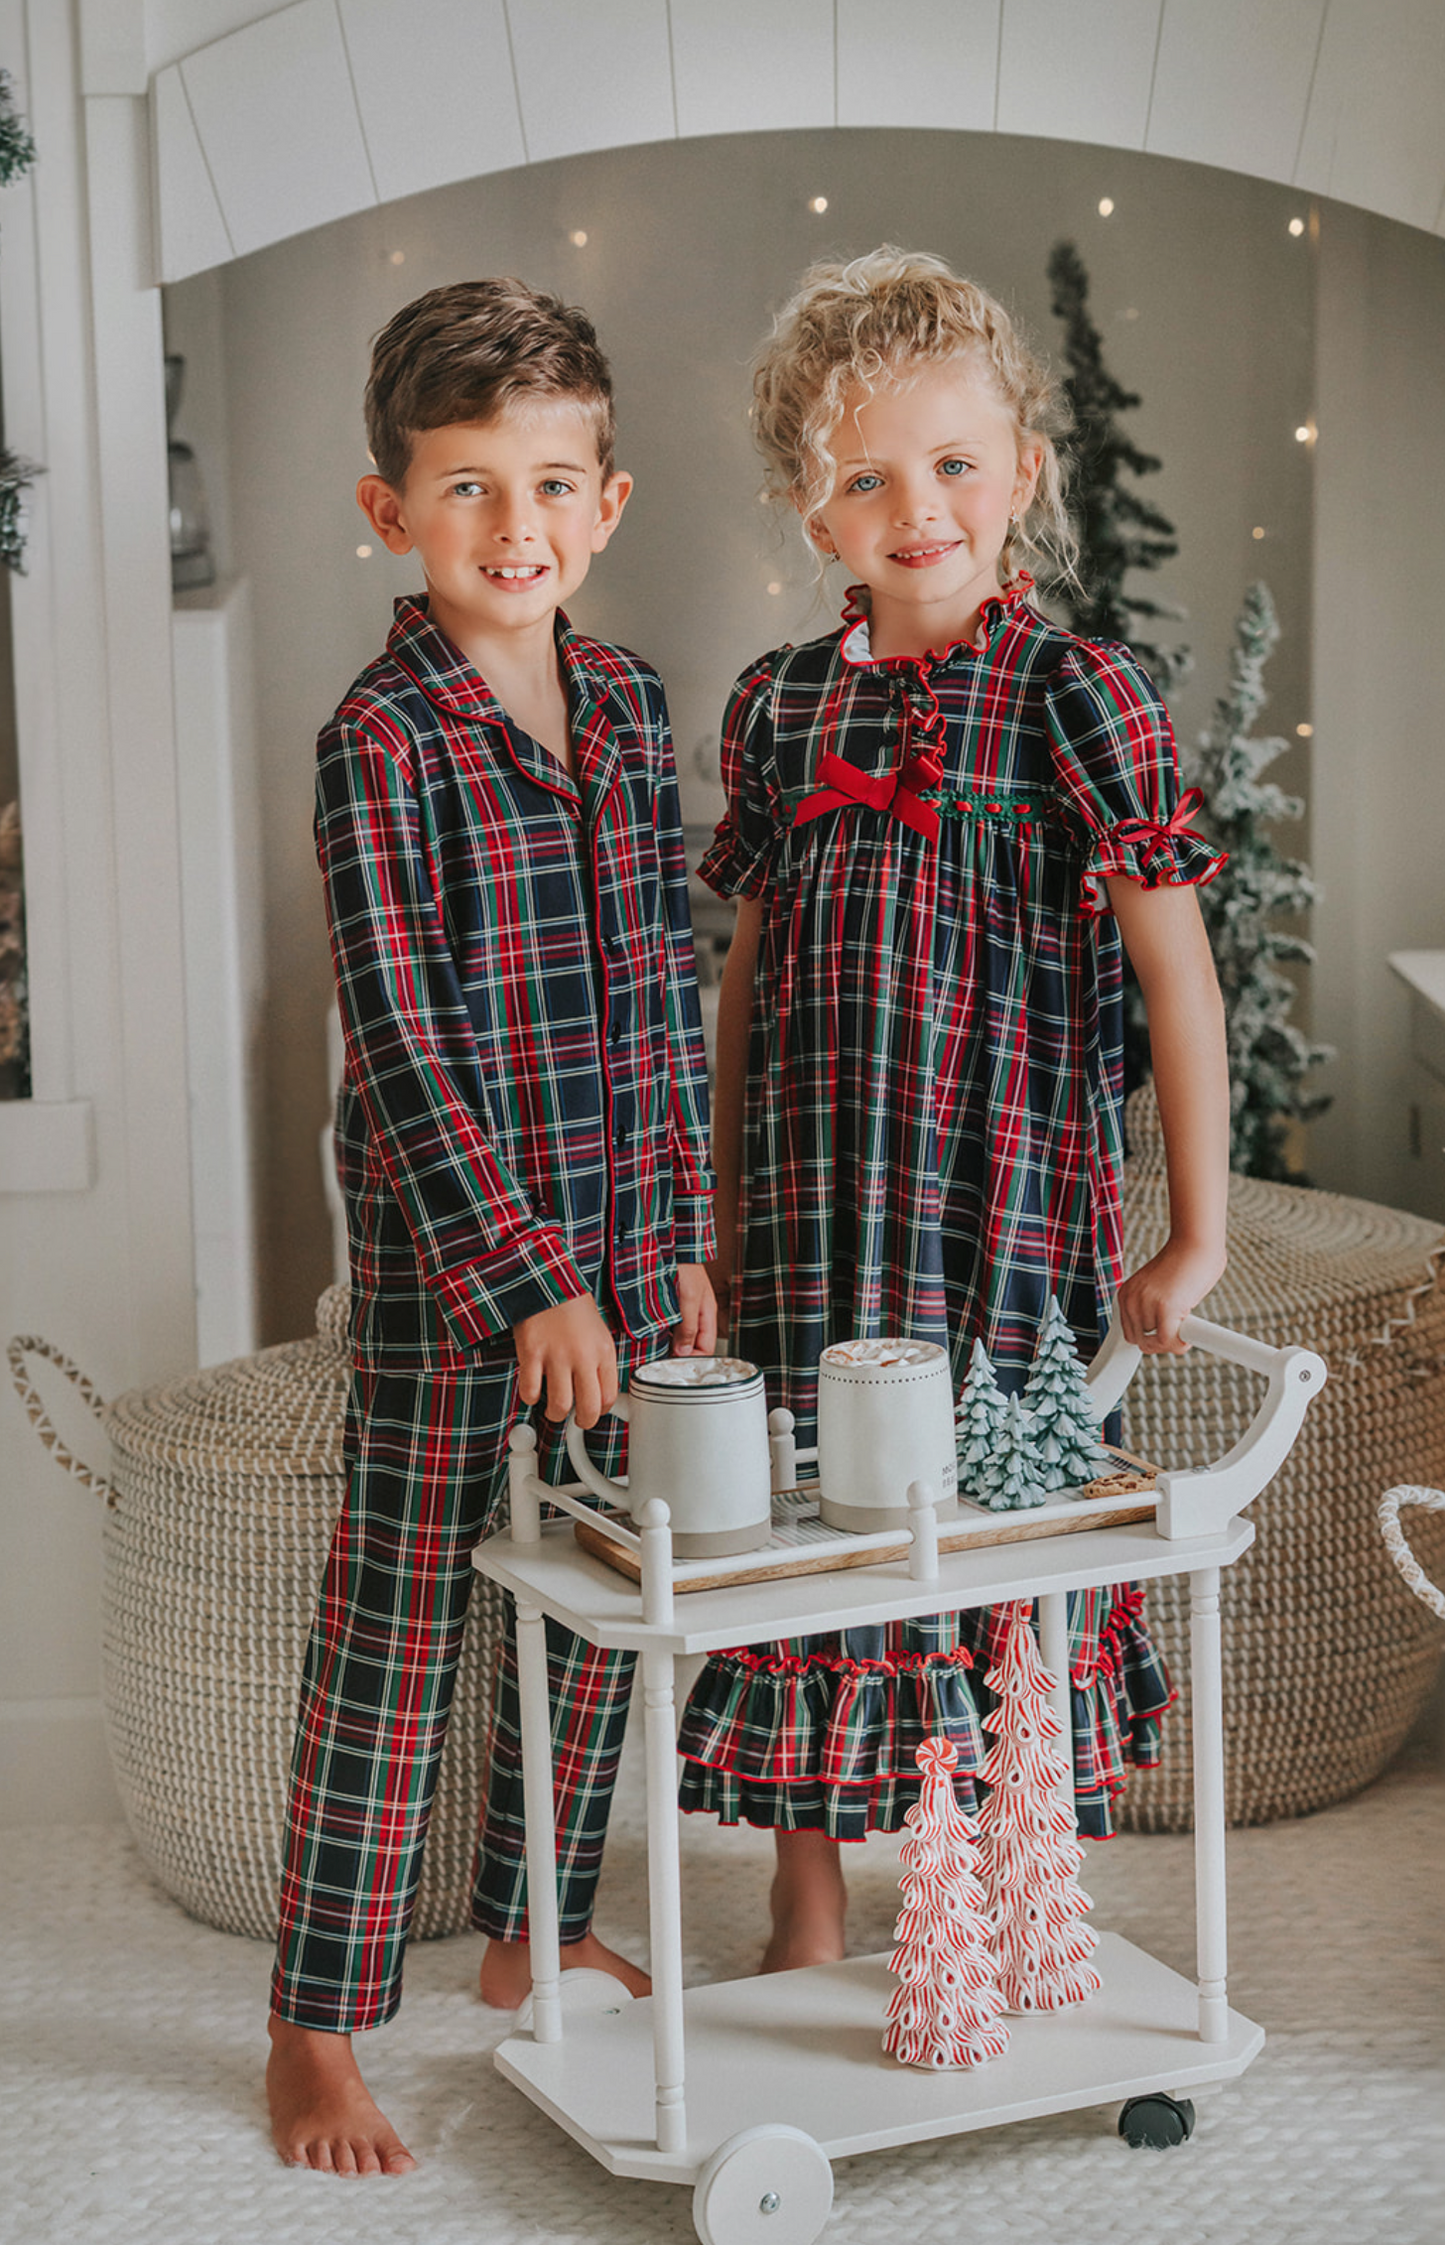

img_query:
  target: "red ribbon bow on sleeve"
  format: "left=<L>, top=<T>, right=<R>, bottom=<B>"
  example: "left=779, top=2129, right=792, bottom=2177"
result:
left=794, top=747, right=943, bottom=841
left=1112, top=786, right=1209, bottom=873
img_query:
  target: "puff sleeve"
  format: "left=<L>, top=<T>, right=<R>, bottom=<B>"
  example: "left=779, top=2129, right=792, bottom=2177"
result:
left=697, top=655, right=785, bottom=900
left=1044, top=639, right=1225, bottom=916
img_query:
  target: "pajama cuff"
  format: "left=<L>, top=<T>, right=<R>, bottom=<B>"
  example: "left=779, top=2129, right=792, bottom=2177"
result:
left=431, top=1232, right=589, bottom=1346
left=671, top=1191, right=717, bottom=1266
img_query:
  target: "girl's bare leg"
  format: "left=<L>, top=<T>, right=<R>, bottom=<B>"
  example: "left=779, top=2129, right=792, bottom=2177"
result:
left=479, top=1930, right=651, bottom=2010
left=762, top=1828, right=848, bottom=1972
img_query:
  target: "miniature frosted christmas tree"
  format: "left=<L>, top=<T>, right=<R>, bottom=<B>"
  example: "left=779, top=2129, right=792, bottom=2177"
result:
left=883, top=1736, right=1010, bottom=2070
left=1022, top=1299, right=1112, bottom=1489
left=978, top=1604, right=1101, bottom=2013
left=971, top=1393, right=1046, bottom=1513
left=955, top=1338, right=1009, bottom=1494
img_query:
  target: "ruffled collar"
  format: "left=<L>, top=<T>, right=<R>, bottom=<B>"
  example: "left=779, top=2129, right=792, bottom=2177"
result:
left=838, top=575, right=1034, bottom=671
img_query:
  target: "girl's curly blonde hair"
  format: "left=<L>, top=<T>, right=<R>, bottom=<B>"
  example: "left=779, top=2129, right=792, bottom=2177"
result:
left=753, top=246, right=1076, bottom=589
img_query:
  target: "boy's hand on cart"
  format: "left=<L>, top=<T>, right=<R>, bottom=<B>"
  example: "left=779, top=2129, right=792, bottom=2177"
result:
left=671, top=1263, right=718, bottom=1358
left=1117, top=1236, right=1227, bottom=1354
left=514, top=1293, right=619, bottom=1427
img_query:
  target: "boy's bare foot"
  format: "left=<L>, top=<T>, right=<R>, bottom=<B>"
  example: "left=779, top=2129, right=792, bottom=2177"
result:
left=266, top=2016, right=416, bottom=2175
left=479, top=1929, right=652, bottom=2010
left=762, top=1828, right=848, bottom=1973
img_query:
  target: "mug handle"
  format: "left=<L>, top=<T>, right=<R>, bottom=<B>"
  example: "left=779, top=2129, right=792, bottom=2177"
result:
left=563, top=1395, right=630, bottom=1507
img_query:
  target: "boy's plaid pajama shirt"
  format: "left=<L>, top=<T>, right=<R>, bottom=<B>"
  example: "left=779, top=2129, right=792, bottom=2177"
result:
left=271, top=598, right=714, bottom=2033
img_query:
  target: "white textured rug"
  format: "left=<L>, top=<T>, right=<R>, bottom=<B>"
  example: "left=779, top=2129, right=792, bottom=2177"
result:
left=3, top=1741, right=1441, bottom=2245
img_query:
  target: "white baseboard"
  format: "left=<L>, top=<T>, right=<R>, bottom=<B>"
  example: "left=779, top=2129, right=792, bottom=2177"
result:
left=0, top=1699, right=125, bottom=1824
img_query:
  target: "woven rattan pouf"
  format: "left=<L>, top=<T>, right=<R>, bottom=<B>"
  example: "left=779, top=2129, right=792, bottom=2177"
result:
left=1119, top=1088, right=1445, bottom=1829
left=11, top=1288, right=505, bottom=1940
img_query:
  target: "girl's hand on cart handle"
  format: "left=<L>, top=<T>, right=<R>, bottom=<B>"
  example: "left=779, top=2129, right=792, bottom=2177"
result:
left=1117, top=1235, right=1227, bottom=1354
left=672, top=1263, right=719, bottom=1358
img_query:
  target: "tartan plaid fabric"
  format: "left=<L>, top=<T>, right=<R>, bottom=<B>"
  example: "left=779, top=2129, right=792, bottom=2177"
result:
left=272, top=1350, right=647, bottom=2031
left=277, top=597, right=716, bottom=2029
left=473, top=1603, right=640, bottom=1944
left=700, top=588, right=1221, bottom=1389
left=318, top=596, right=715, bottom=1361
left=676, top=1592, right=1172, bottom=1841
left=681, top=590, right=1216, bottom=1839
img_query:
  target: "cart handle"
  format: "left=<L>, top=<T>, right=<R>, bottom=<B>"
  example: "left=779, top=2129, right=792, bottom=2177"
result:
left=1088, top=1310, right=1327, bottom=1540
left=6, top=1335, right=119, bottom=1507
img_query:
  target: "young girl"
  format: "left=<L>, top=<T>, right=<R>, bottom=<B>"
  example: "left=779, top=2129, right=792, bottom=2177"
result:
left=676, top=248, right=1230, bottom=1971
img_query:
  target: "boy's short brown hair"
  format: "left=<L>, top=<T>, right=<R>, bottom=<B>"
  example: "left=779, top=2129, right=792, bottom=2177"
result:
left=364, top=278, right=617, bottom=489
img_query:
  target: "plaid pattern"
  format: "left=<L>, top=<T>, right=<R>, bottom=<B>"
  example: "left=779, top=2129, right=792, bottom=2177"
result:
left=319, top=596, right=714, bottom=1361
left=277, top=598, right=716, bottom=2029
left=272, top=1349, right=647, bottom=2031
left=700, top=588, right=1221, bottom=1392
left=682, top=591, right=1215, bottom=1839
left=676, top=1592, right=1173, bottom=1841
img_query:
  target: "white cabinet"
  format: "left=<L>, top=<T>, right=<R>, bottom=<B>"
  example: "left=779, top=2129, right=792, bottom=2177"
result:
left=1389, top=952, right=1445, bottom=1226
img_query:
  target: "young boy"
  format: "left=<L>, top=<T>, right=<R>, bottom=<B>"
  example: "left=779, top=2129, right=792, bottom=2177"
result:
left=267, top=280, right=716, bottom=2175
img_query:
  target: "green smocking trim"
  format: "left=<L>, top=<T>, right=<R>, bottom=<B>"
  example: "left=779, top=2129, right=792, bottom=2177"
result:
left=934, top=792, right=1052, bottom=822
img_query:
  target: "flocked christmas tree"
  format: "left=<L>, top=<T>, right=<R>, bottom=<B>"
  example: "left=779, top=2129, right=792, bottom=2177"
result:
left=1185, top=580, right=1331, bottom=1180
left=971, top=1393, right=1046, bottom=1514
left=978, top=1605, right=1101, bottom=2013
left=0, top=69, right=40, bottom=575
left=955, top=1338, right=1010, bottom=1493
left=1022, top=1299, right=1111, bottom=1488
left=883, top=1736, right=1011, bottom=2070
left=1045, top=241, right=1189, bottom=693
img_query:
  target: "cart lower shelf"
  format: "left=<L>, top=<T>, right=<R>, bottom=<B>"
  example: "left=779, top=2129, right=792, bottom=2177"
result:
left=495, top=1931, right=1263, bottom=2182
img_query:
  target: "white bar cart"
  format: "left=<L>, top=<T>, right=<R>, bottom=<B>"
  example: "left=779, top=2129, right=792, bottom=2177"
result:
left=472, top=1315, right=1325, bottom=2245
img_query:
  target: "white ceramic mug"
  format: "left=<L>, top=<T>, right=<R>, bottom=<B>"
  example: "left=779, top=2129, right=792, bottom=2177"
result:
left=564, top=1355, right=774, bottom=1558
left=815, top=1338, right=959, bottom=1533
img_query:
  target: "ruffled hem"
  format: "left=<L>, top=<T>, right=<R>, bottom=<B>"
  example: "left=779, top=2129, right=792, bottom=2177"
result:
left=675, top=1589, right=1173, bottom=1841
left=1076, top=786, right=1226, bottom=918
left=697, top=820, right=775, bottom=901
left=677, top=1642, right=983, bottom=1789
left=676, top=1766, right=982, bottom=1841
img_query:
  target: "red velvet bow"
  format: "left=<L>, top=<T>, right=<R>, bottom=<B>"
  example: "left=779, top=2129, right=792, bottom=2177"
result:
left=794, top=748, right=942, bottom=841
left=1113, top=786, right=1209, bottom=872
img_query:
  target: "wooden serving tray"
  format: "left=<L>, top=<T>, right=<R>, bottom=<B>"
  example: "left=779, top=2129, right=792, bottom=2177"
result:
left=574, top=1448, right=1160, bottom=1594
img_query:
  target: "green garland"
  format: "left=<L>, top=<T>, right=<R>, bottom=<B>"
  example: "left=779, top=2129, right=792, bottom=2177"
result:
left=0, top=447, right=39, bottom=574
left=0, top=68, right=35, bottom=188
left=0, top=71, right=38, bottom=573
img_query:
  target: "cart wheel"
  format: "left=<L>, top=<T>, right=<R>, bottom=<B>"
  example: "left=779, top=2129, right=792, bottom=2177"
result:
left=1118, top=2093, right=1196, bottom=2149
left=692, top=2125, right=834, bottom=2245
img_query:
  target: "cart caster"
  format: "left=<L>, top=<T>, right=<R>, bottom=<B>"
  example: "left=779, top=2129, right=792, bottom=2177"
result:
left=692, top=2125, right=834, bottom=2245
left=1118, top=2093, right=1196, bottom=2149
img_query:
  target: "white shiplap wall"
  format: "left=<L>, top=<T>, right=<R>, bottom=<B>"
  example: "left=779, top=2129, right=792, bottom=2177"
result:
left=148, top=0, right=1445, bottom=282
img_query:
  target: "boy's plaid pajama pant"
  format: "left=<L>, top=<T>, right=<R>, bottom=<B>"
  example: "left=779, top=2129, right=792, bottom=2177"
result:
left=270, top=1341, right=648, bottom=2034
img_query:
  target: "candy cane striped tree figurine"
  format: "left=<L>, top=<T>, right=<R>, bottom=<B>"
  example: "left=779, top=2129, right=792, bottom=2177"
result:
left=978, top=1603, right=1101, bottom=2012
left=883, top=1736, right=1011, bottom=2070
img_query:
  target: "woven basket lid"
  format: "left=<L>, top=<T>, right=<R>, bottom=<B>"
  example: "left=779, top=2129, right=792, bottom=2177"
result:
left=1123, top=1084, right=1445, bottom=1341
left=102, top=1287, right=350, bottom=1478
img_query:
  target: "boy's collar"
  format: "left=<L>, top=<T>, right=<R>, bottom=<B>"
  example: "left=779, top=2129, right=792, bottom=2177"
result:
left=386, top=594, right=614, bottom=719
